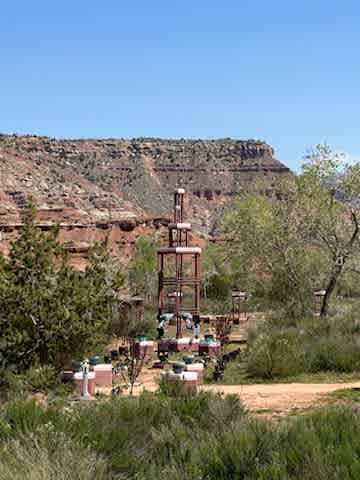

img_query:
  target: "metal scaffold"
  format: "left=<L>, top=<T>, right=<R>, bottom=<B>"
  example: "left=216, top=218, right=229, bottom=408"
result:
left=157, top=188, right=201, bottom=338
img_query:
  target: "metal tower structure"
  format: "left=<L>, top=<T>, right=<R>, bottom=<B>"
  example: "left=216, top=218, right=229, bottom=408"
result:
left=158, top=188, right=201, bottom=338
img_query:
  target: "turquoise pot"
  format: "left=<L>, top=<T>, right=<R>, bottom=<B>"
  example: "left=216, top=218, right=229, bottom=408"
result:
left=183, top=355, right=195, bottom=365
left=89, top=356, right=100, bottom=366
left=173, top=362, right=186, bottom=374
left=205, top=334, right=214, bottom=344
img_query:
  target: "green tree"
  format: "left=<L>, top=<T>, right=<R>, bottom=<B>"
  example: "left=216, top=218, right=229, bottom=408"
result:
left=299, top=145, right=360, bottom=315
left=0, top=204, right=125, bottom=370
left=202, top=243, right=232, bottom=300
left=128, top=233, right=160, bottom=303
left=225, top=145, right=360, bottom=317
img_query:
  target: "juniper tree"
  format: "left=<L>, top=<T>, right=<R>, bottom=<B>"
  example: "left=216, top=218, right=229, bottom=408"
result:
left=0, top=204, right=125, bottom=370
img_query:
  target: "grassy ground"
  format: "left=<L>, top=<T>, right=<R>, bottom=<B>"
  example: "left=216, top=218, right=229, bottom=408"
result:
left=327, top=387, right=360, bottom=403
left=204, top=349, right=360, bottom=385
left=209, top=363, right=360, bottom=385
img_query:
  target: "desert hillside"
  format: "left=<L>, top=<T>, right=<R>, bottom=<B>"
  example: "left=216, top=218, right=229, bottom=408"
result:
left=0, top=134, right=292, bottom=265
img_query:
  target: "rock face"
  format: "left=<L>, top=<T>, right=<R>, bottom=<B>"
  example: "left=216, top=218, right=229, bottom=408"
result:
left=0, top=134, right=292, bottom=266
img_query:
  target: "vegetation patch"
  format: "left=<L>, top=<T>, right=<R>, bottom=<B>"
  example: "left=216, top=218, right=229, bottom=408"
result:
left=1, top=393, right=360, bottom=479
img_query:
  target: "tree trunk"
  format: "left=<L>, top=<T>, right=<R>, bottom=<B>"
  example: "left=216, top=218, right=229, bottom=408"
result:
left=320, top=263, right=343, bottom=316
left=320, top=210, right=358, bottom=317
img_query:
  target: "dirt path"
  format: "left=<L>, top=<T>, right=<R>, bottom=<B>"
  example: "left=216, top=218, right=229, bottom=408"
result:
left=201, top=382, right=360, bottom=413
left=133, top=371, right=360, bottom=414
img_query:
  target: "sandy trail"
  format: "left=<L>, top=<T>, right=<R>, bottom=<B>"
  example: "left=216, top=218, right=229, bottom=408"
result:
left=201, top=382, right=360, bottom=412
left=132, top=370, right=360, bottom=413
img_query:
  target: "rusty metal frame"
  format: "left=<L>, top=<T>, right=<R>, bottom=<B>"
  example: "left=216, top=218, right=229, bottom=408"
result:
left=158, top=189, right=201, bottom=338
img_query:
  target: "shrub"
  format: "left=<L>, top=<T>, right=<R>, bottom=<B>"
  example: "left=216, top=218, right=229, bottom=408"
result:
left=2, top=394, right=360, bottom=478
left=246, top=329, right=307, bottom=379
left=0, top=367, right=26, bottom=400
left=245, top=313, right=360, bottom=380
left=202, top=419, right=276, bottom=479
left=24, top=365, right=60, bottom=393
left=158, top=375, right=185, bottom=397
left=0, top=436, right=110, bottom=480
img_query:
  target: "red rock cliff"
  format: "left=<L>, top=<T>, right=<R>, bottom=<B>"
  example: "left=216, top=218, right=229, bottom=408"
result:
left=0, top=135, right=292, bottom=266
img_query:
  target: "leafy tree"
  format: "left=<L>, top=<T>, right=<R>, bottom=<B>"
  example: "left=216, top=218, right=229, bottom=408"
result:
left=299, top=145, right=360, bottom=315
left=225, top=188, right=319, bottom=318
left=202, top=244, right=232, bottom=299
left=225, top=145, right=360, bottom=317
left=128, top=233, right=160, bottom=303
left=0, top=204, right=125, bottom=370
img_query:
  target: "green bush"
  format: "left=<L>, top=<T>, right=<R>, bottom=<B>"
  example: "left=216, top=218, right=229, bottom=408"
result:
left=246, top=314, right=360, bottom=380
left=0, top=393, right=245, bottom=478
left=247, top=329, right=307, bottom=379
left=0, top=367, right=27, bottom=400
left=2, top=394, right=360, bottom=478
left=24, top=365, right=60, bottom=393
left=158, top=375, right=186, bottom=397
left=0, top=436, right=110, bottom=480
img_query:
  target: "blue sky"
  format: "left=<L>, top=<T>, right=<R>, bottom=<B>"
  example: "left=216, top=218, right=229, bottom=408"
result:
left=0, top=0, right=359, bottom=171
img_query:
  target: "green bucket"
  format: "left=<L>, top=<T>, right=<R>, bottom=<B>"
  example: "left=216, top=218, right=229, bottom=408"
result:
left=173, top=362, right=186, bottom=374
left=183, top=355, right=195, bottom=365
left=205, top=334, right=214, bottom=344
left=138, top=335, right=148, bottom=342
left=89, top=355, right=100, bottom=366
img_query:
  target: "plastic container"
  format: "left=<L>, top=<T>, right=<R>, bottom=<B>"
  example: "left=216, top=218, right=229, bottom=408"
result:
left=183, top=355, right=195, bottom=365
left=167, top=371, right=198, bottom=393
left=199, top=341, right=221, bottom=356
left=205, top=334, right=214, bottom=344
left=138, top=335, right=148, bottom=342
left=169, top=337, right=191, bottom=352
left=173, top=362, right=186, bottom=374
left=134, top=340, right=155, bottom=357
left=158, top=338, right=171, bottom=352
left=89, top=355, right=100, bottom=366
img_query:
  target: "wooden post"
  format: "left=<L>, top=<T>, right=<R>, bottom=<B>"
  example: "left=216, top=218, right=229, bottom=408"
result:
left=194, top=253, right=200, bottom=317
left=176, top=253, right=181, bottom=338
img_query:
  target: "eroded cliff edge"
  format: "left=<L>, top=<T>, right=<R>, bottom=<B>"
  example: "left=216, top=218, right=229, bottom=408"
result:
left=0, top=135, right=292, bottom=266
